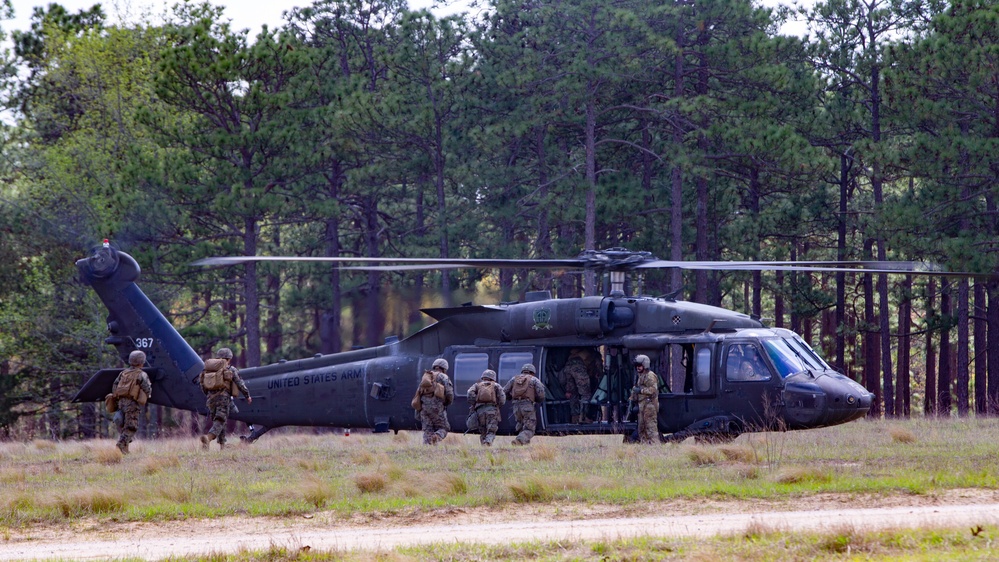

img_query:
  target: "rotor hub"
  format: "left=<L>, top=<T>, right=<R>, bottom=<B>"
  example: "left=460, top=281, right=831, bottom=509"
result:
left=575, top=248, right=656, bottom=272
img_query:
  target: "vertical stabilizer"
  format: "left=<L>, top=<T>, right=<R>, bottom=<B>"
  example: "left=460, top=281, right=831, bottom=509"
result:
left=72, top=246, right=205, bottom=412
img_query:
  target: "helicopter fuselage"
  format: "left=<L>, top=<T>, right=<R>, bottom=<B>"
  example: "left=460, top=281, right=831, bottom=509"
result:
left=73, top=247, right=873, bottom=442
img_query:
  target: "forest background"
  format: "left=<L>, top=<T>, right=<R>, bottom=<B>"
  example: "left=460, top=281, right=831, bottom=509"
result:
left=0, top=0, right=996, bottom=440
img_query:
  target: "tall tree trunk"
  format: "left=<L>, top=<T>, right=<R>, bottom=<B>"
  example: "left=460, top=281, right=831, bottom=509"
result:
left=534, top=126, right=554, bottom=292
left=836, top=152, right=849, bottom=373
left=898, top=276, right=912, bottom=417
left=974, top=282, right=987, bottom=415
left=364, top=197, right=384, bottom=348
left=925, top=278, right=937, bottom=416
left=265, top=229, right=282, bottom=359
left=988, top=280, right=999, bottom=415
left=409, top=176, right=426, bottom=332
left=956, top=278, right=970, bottom=416
left=243, top=216, right=261, bottom=367
left=322, top=216, right=342, bottom=355
left=668, top=17, right=685, bottom=295
left=863, top=240, right=880, bottom=417
left=320, top=162, right=344, bottom=355
left=583, top=97, right=597, bottom=295
left=938, top=282, right=952, bottom=417
left=775, top=270, right=785, bottom=328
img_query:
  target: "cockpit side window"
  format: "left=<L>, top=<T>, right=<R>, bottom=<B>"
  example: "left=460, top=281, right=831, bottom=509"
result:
left=725, top=344, right=772, bottom=382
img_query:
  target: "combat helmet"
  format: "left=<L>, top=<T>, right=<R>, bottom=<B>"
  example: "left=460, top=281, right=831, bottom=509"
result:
left=481, top=369, right=497, bottom=381
left=633, top=354, right=650, bottom=369
left=432, top=358, right=449, bottom=371
left=215, top=347, right=234, bottom=360
left=128, top=350, right=146, bottom=366
left=520, top=363, right=536, bottom=375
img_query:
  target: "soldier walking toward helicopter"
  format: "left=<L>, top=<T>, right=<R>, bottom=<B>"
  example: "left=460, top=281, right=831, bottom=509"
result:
left=199, top=347, right=252, bottom=450
left=504, top=363, right=545, bottom=445
left=467, top=369, right=506, bottom=446
left=629, top=354, right=660, bottom=444
left=111, top=350, right=152, bottom=454
left=412, top=357, right=455, bottom=444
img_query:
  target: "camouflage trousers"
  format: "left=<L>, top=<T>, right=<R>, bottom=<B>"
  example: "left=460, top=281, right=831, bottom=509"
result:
left=419, top=396, right=450, bottom=444
left=511, top=400, right=537, bottom=444
left=474, top=405, right=500, bottom=446
left=636, top=399, right=659, bottom=444
left=117, top=398, right=141, bottom=449
left=204, top=392, right=232, bottom=445
left=568, top=373, right=592, bottom=421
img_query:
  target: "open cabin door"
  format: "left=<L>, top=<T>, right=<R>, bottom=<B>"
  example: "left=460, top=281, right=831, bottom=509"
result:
left=540, top=345, right=635, bottom=435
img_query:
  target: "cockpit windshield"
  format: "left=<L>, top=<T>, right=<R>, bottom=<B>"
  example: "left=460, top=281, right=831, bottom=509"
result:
left=762, top=336, right=831, bottom=378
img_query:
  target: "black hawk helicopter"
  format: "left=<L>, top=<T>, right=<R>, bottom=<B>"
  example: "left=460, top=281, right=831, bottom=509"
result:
left=72, top=244, right=964, bottom=443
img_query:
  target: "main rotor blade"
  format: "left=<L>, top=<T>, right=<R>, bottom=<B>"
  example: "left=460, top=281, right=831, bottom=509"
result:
left=193, top=256, right=582, bottom=268
left=636, top=261, right=982, bottom=277
left=193, top=255, right=987, bottom=278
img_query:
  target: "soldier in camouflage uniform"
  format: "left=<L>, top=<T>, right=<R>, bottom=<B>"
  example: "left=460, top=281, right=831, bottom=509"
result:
left=629, top=354, right=660, bottom=444
left=414, top=358, right=455, bottom=444
left=111, top=350, right=153, bottom=454
left=199, top=347, right=252, bottom=450
left=467, top=369, right=506, bottom=446
left=503, top=363, right=545, bottom=445
left=561, top=350, right=593, bottom=423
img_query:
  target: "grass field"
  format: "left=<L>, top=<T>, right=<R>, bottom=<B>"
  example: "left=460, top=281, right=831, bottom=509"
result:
left=2, top=417, right=998, bottom=560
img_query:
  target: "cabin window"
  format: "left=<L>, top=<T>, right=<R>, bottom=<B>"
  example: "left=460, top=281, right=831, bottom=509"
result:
left=498, top=352, right=534, bottom=384
left=694, top=346, right=712, bottom=392
left=453, top=352, right=489, bottom=390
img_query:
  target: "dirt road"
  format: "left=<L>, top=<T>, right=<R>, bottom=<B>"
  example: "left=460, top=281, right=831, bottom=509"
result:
left=4, top=491, right=999, bottom=560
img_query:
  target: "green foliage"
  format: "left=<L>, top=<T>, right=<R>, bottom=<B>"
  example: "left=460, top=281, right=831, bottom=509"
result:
left=1, top=0, right=998, bottom=423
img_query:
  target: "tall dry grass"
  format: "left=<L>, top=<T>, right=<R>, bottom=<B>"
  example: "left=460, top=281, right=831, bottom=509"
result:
left=0, top=418, right=995, bottom=527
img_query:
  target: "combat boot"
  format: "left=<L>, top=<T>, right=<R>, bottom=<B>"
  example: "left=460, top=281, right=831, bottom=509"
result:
left=219, top=441, right=226, bottom=450
left=200, top=433, right=215, bottom=450
left=116, top=441, right=129, bottom=455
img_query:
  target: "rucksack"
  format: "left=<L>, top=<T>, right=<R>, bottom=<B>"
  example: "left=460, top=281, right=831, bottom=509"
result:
left=511, top=374, right=535, bottom=401
left=112, top=367, right=148, bottom=405
left=113, top=368, right=140, bottom=400
left=476, top=381, right=497, bottom=405
left=201, top=358, right=232, bottom=392
left=419, top=370, right=445, bottom=400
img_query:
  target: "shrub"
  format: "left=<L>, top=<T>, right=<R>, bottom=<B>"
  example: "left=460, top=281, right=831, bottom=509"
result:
left=355, top=473, right=388, bottom=494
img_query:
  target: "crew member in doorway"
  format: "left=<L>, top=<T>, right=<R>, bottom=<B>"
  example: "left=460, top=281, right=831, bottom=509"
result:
left=630, top=354, right=660, bottom=444
left=562, top=348, right=593, bottom=423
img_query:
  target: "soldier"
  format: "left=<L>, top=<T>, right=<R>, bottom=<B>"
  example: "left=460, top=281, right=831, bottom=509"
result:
left=413, top=357, right=455, bottom=444
left=467, top=369, right=506, bottom=446
left=629, top=354, right=660, bottom=444
left=199, top=347, right=252, bottom=450
left=111, top=350, right=152, bottom=454
left=504, top=363, right=545, bottom=446
left=561, top=349, right=593, bottom=423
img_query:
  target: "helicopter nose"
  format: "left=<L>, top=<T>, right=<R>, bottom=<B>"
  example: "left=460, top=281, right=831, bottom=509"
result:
left=783, top=371, right=873, bottom=429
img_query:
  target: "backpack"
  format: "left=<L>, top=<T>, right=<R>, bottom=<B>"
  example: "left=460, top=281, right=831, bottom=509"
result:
left=476, top=381, right=497, bottom=405
left=201, top=358, right=232, bottom=392
left=113, top=368, right=140, bottom=400
left=418, top=370, right=445, bottom=400
left=511, top=374, right=535, bottom=401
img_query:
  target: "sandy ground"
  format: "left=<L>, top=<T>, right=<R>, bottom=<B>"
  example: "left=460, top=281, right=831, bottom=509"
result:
left=3, top=489, right=999, bottom=560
